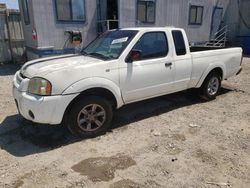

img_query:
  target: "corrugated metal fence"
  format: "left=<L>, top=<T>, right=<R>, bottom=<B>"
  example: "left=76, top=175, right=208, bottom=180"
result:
left=0, top=5, right=26, bottom=63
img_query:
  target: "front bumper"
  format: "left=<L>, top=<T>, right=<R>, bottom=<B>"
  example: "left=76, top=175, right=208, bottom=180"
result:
left=12, top=72, right=78, bottom=124
left=13, top=86, right=78, bottom=124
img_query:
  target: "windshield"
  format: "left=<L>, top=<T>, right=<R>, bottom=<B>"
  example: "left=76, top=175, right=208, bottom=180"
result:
left=82, top=30, right=138, bottom=60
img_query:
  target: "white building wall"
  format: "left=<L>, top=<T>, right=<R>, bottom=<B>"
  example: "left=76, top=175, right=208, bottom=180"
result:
left=119, top=0, right=229, bottom=43
left=32, top=0, right=97, bottom=49
left=19, top=0, right=98, bottom=59
left=18, top=0, right=37, bottom=48
left=19, top=0, right=235, bottom=60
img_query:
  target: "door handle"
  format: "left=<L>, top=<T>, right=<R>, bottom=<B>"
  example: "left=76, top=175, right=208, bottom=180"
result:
left=165, top=62, right=172, bottom=67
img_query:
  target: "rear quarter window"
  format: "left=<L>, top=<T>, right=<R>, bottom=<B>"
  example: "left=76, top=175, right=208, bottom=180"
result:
left=172, top=30, right=187, bottom=56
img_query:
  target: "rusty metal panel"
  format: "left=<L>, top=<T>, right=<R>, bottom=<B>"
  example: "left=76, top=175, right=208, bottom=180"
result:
left=0, top=8, right=11, bottom=62
left=0, top=7, right=25, bottom=63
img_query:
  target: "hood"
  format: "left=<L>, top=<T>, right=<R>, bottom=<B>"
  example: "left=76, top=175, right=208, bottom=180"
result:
left=20, top=54, right=103, bottom=78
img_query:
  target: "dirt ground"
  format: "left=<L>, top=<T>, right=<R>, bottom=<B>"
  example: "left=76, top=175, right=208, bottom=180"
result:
left=0, top=58, right=249, bottom=188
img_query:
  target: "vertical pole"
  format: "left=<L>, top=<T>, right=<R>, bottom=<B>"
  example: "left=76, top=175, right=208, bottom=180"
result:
left=5, top=9, right=14, bottom=62
left=224, top=26, right=227, bottom=47
left=107, top=20, right=110, bottom=30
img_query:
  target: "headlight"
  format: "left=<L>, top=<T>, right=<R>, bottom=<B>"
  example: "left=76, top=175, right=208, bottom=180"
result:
left=28, top=77, right=52, bottom=96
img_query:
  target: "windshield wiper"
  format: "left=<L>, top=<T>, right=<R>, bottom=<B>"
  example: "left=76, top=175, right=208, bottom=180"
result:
left=81, top=51, right=88, bottom=55
left=88, top=52, right=112, bottom=60
left=81, top=51, right=115, bottom=60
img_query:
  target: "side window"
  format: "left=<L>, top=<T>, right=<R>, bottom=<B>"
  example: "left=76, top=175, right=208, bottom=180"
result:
left=172, top=30, right=187, bottom=56
left=132, top=32, right=168, bottom=60
left=21, top=0, right=30, bottom=25
left=137, top=0, right=156, bottom=23
left=55, top=0, right=86, bottom=22
left=189, top=5, right=203, bottom=25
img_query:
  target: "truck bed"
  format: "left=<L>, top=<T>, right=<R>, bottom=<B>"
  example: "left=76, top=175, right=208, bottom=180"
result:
left=188, top=47, right=242, bottom=88
left=190, top=46, right=226, bottom=52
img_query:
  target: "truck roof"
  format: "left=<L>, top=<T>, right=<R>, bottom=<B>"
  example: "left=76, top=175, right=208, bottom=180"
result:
left=120, top=26, right=181, bottom=32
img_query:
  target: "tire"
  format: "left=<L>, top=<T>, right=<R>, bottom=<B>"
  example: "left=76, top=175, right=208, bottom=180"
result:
left=200, top=72, right=221, bottom=100
left=65, top=96, right=113, bottom=138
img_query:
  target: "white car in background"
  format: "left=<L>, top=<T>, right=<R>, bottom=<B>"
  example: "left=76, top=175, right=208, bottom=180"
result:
left=13, top=27, right=243, bottom=137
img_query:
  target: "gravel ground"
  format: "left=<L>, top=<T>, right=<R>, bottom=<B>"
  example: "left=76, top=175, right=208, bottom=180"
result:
left=0, top=58, right=249, bottom=188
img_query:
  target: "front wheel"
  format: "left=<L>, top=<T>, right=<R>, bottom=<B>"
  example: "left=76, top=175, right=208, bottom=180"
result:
left=65, top=96, right=113, bottom=137
left=200, top=72, right=221, bottom=100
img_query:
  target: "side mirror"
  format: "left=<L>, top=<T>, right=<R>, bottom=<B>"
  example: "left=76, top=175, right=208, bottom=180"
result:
left=126, top=49, right=142, bottom=63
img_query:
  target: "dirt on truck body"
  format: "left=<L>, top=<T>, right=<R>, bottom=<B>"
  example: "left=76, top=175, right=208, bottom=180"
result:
left=0, top=58, right=250, bottom=188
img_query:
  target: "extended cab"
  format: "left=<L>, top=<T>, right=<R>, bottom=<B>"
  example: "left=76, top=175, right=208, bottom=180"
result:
left=13, top=27, right=243, bottom=137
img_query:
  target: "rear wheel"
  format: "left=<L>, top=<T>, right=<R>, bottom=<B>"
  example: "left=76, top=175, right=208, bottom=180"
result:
left=200, top=72, right=221, bottom=100
left=65, top=96, right=113, bottom=137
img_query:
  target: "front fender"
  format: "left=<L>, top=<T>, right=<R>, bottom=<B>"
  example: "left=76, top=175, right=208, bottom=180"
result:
left=62, top=77, right=124, bottom=108
left=195, top=63, right=226, bottom=88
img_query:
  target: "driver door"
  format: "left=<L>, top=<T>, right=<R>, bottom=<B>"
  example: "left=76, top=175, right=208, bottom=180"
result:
left=119, top=31, right=175, bottom=103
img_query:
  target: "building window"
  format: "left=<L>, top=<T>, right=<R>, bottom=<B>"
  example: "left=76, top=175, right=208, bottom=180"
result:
left=21, top=0, right=30, bottom=25
left=55, top=0, right=86, bottom=22
left=189, top=5, right=203, bottom=25
left=137, top=0, right=156, bottom=23
left=172, top=30, right=186, bottom=56
left=132, top=32, right=168, bottom=60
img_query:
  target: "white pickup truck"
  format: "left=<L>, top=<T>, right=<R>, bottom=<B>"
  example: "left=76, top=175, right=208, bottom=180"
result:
left=13, top=27, right=243, bottom=137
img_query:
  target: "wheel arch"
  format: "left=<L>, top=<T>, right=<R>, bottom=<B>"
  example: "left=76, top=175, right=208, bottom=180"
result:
left=62, top=77, right=124, bottom=107
left=61, top=77, right=124, bottom=125
left=62, top=87, right=121, bottom=126
left=196, top=65, right=225, bottom=88
left=70, top=87, right=119, bottom=107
